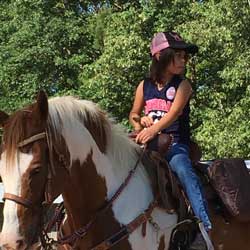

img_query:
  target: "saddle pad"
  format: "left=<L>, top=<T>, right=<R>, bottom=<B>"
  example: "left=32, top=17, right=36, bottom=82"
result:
left=208, top=158, right=250, bottom=222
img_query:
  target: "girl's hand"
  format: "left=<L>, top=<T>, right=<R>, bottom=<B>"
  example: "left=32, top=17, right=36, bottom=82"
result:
left=135, top=126, right=158, bottom=144
left=140, top=116, right=154, bottom=128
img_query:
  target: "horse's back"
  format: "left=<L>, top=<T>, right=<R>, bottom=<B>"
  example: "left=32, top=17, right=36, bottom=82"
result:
left=210, top=206, right=250, bottom=250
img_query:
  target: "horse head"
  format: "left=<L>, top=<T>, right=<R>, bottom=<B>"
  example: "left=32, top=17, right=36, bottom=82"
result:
left=0, top=91, right=64, bottom=250
left=0, top=90, right=115, bottom=249
left=0, top=91, right=175, bottom=250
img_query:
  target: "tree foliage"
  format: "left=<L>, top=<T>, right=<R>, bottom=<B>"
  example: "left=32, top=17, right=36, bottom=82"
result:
left=0, top=0, right=249, bottom=158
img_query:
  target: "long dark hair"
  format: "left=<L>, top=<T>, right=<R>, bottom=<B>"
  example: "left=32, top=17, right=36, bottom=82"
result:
left=149, top=48, right=176, bottom=85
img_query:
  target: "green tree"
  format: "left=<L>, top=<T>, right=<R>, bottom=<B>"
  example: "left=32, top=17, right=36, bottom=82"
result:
left=179, top=0, right=250, bottom=158
left=0, top=0, right=249, bottom=158
left=0, top=0, right=92, bottom=110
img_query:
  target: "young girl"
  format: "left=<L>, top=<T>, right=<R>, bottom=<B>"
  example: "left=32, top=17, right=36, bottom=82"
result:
left=129, top=31, right=213, bottom=250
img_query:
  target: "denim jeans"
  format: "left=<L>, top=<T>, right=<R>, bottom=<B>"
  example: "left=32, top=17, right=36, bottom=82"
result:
left=165, top=143, right=212, bottom=231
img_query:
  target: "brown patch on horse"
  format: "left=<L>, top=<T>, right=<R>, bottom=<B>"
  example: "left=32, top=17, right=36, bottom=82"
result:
left=78, top=107, right=110, bottom=154
left=209, top=205, right=250, bottom=250
left=17, top=140, right=49, bottom=243
left=1, top=91, right=48, bottom=169
left=61, top=150, right=132, bottom=250
left=158, top=235, right=165, bottom=250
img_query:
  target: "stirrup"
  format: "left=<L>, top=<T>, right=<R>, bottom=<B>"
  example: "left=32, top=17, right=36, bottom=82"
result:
left=198, top=222, right=214, bottom=250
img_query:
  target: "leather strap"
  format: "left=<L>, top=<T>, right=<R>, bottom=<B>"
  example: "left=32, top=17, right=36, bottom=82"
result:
left=91, top=200, right=157, bottom=250
left=18, top=132, right=46, bottom=147
left=3, top=193, right=33, bottom=208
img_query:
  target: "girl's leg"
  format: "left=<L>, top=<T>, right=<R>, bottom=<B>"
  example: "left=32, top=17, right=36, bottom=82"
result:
left=166, top=143, right=212, bottom=231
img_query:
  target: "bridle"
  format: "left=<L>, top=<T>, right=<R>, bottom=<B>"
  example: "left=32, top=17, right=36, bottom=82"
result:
left=2, top=131, right=64, bottom=250
left=3, top=132, right=48, bottom=209
left=2, top=131, right=159, bottom=250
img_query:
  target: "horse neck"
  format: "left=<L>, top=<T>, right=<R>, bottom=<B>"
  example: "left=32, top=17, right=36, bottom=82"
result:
left=60, top=148, right=119, bottom=249
left=61, top=127, right=154, bottom=231
left=105, top=133, right=155, bottom=224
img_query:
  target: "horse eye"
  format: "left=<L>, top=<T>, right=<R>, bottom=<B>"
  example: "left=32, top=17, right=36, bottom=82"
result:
left=19, top=145, right=32, bottom=154
left=31, top=166, right=41, bottom=175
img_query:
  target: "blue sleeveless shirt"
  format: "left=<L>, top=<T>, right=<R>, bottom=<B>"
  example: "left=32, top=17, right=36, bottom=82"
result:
left=143, top=75, right=190, bottom=145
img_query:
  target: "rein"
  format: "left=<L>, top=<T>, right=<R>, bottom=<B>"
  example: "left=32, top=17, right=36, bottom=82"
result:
left=3, top=131, right=158, bottom=250
left=53, top=145, right=148, bottom=248
left=2, top=193, right=33, bottom=208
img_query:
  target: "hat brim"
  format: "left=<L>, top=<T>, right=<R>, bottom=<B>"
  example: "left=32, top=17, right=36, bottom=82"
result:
left=171, top=43, right=198, bottom=54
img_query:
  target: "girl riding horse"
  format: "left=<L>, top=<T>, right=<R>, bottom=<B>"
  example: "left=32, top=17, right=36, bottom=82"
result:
left=129, top=31, right=213, bottom=250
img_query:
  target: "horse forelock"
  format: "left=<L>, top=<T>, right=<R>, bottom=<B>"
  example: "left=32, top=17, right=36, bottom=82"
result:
left=2, top=109, right=30, bottom=169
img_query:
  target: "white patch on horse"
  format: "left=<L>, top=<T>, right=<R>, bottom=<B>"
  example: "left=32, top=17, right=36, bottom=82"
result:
left=47, top=96, right=178, bottom=250
left=0, top=150, right=33, bottom=244
left=92, top=129, right=178, bottom=250
left=48, top=97, right=105, bottom=165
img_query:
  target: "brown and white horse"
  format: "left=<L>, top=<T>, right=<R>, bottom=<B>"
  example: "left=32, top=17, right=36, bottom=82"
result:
left=1, top=91, right=250, bottom=250
left=0, top=91, right=178, bottom=250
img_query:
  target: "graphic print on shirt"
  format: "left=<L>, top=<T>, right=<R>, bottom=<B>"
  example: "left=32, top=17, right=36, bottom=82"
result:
left=145, top=98, right=173, bottom=123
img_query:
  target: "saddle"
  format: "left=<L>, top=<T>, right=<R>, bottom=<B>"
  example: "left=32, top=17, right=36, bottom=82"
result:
left=141, top=150, right=189, bottom=220
left=131, top=131, right=250, bottom=224
left=129, top=131, right=173, bottom=156
left=129, top=131, right=203, bottom=220
left=130, top=131, right=250, bottom=223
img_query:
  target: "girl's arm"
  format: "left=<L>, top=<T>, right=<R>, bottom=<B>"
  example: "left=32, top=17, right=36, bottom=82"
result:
left=136, top=79, right=192, bottom=144
left=129, top=81, right=145, bottom=131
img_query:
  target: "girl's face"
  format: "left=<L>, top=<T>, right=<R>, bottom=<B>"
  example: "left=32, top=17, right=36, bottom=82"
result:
left=166, top=50, right=188, bottom=75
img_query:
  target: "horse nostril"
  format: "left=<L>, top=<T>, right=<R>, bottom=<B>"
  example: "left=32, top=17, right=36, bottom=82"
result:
left=16, top=239, right=26, bottom=250
left=1, top=240, right=26, bottom=250
left=2, top=244, right=7, bottom=250
left=2, top=243, right=14, bottom=250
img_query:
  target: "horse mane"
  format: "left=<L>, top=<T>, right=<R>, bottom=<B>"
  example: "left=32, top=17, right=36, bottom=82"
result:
left=47, top=96, right=140, bottom=171
left=2, top=96, right=141, bottom=175
left=48, top=96, right=111, bottom=154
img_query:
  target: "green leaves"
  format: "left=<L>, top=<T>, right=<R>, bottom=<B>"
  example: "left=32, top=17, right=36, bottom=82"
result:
left=0, top=0, right=90, bottom=99
left=77, top=7, right=150, bottom=121
left=181, top=0, right=250, bottom=158
left=0, top=0, right=249, bottom=158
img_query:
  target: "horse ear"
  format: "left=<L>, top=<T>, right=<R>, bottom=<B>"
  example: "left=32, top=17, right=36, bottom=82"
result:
left=0, top=111, right=9, bottom=127
left=35, top=90, right=48, bottom=121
